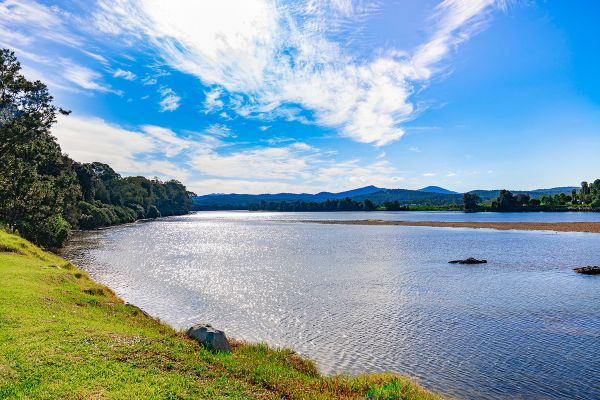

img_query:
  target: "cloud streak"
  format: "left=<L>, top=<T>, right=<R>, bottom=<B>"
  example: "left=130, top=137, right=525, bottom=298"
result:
left=92, top=0, right=503, bottom=146
left=53, top=114, right=406, bottom=194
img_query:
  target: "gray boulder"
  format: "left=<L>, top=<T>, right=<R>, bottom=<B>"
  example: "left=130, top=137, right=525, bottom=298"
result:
left=186, top=323, right=232, bottom=352
left=449, top=257, right=487, bottom=265
left=573, top=266, right=600, bottom=275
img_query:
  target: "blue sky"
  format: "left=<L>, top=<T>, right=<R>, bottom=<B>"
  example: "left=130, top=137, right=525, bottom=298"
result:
left=2, top=0, right=600, bottom=194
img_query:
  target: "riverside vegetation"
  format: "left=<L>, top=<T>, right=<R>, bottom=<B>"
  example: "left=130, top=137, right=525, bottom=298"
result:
left=0, top=49, right=193, bottom=250
left=0, top=229, right=441, bottom=399
left=0, top=48, right=441, bottom=399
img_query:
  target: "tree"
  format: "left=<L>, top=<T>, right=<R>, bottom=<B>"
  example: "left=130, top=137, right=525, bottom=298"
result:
left=515, top=193, right=530, bottom=207
left=494, top=190, right=516, bottom=210
left=571, top=189, right=578, bottom=204
left=463, top=193, right=481, bottom=211
left=147, top=205, right=161, bottom=219
left=363, top=199, right=376, bottom=211
left=0, top=49, right=80, bottom=248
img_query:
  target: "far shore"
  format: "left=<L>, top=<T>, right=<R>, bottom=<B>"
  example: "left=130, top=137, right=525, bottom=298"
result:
left=298, top=219, right=600, bottom=233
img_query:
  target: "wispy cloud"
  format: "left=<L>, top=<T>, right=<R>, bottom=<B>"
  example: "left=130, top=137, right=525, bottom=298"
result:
left=92, top=0, right=503, bottom=146
left=0, top=0, right=82, bottom=47
left=53, top=115, right=189, bottom=181
left=113, top=68, right=136, bottom=81
left=158, top=86, right=181, bottom=112
left=203, top=87, right=224, bottom=113
left=54, top=114, right=405, bottom=194
left=64, top=63, right=121, bottom=94
left=141, top=75, right=157, bottom=85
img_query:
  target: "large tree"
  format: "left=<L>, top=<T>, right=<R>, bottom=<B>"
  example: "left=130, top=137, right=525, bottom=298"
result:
left=0, top=49, right=80, bottom=248
left=463, top=193, right=481, bottom=211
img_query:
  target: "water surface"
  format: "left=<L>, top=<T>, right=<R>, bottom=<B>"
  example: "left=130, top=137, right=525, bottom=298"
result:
left=63, top=212, right=600, bottom=399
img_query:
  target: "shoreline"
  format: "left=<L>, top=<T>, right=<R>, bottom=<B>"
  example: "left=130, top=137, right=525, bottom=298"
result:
left=298, top=219, right=600, bottom=233
left=0, top=229, right=441, bottom=399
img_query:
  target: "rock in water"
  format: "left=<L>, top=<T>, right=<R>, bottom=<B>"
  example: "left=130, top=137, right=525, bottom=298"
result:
left=573, top=266, right=600, bottom=275
left=449, top=257, right=487, bottom=265
left=186, top=323, right=232, bottom=352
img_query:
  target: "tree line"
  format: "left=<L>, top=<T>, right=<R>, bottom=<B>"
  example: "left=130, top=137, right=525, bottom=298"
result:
left=0, top=49, right=194, bottom=249
left=464, top=181, right=600, bottom=211
left=248, top=198, right=410, bottom=212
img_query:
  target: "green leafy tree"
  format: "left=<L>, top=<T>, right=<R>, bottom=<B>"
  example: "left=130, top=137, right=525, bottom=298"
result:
left=147, top=205, right=161, bottom=219
left=463, top=193, right=481, bottom=211
left=515, top=193, right=530, bottom=206
left=0, top=49, right=80, bottom=248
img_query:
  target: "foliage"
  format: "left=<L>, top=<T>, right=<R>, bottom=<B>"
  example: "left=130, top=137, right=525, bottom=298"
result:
left=0, top=49, right=81, bottom=249
left=146, top=205, right=161, bottom=219
left=249, top=197, right=408, bottom=212
left=463, top=193, right=481, bottom=211
left=0, top=229, right=441, bottom=400
left=0, top=49, right=194, bottom=248
left=486, top=182, right=600, bottom=211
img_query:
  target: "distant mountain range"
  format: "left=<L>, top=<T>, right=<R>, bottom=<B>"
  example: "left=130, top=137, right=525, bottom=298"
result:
left=417, top=186, right=459, bottom=194
left=193, top=185, right=577, bottom=208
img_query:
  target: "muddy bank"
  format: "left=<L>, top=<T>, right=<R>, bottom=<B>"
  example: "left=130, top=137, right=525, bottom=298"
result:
left=298, top=219, right=600, bottom=233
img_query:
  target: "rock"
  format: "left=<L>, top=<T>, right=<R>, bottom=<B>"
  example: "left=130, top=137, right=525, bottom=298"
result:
left=573, top=266, right=600, bottom=275
left=186, top=323, right=232, bottom=352
left=449, top=257, right=487, bottom=265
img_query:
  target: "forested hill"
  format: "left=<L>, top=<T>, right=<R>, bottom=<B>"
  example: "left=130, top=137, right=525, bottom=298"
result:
left=469, top=187, right=578, bottom=201
left=193, top=186, right=577, bottom=210
left=0, top=49, right=194, bottom=249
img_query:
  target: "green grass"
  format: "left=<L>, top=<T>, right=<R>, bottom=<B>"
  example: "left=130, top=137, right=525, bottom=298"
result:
left=0, top=230, right=443, bottom=400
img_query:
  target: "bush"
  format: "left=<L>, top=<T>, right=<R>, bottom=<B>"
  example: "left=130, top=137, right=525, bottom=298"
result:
left=147, top=205, right=161, bottom=219
left=19, top=215, right=71, bottom=250
left=78, top=202, right=112, bottom=229
left=111, top=205, right=136, bottom=223
left=127, top=203, right=146, bottom=219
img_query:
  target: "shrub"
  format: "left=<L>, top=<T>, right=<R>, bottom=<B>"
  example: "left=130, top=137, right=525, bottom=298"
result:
left=19, top=215, right=71, bottom=250
left=147, top=205, right=161, bottom=219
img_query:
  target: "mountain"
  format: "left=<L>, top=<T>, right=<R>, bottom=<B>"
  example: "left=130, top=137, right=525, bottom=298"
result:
left=311, top=185, right=382, bottom=201
left=193, top=185, right=579, bottom=209
left=192, top=185, right=383, bottom=209
left=417, top=186, right=458, bottom=194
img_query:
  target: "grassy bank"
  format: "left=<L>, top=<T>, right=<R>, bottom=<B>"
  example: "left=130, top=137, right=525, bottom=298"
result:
left=0, top=230, right=441, bottom=400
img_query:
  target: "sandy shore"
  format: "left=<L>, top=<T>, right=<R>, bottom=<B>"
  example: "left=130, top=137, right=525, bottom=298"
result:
left=299, top=219, right=600, bottom=233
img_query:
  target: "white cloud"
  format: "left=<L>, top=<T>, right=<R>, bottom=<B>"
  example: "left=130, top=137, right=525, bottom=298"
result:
left=205, top=123, right=234, bottom=138
left=423, top=172, right=436, bottom=177
left=53, top=114, right=405, bottom=194
left=63, top=62, right=121, bottom=94
left=412, top=0, right=504, bottom=78
left=190, top=145, right=317, bottom=180
left=92, top=0, right=503, bottom=146
left=158, top=86, right=181, bottom=112
left=203, top=87, right=224, bottom=112
left=0, top=0, right=81, bottom=47
left=113, top=68, right=136, bottom=80
left=53, top=115, right=190, bottom=181
left=188, top=140, right=403, bottom=193
left=409, top=147, right=421, bottom=153
left=141, top=75, right=157, bottom=85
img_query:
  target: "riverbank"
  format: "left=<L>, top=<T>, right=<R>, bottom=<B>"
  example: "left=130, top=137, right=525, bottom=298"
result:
left=0, top=229, right=441, bottom=399
left=300, top=219, right=600, bottom=233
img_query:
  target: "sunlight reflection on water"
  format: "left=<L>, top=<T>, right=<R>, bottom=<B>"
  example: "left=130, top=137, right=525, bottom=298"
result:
left=63, top=212, right=600, bottom=400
